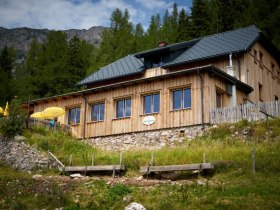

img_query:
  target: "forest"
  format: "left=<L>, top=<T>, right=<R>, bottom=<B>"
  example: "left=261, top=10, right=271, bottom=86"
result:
left=0, top=0, right=279, bottom=105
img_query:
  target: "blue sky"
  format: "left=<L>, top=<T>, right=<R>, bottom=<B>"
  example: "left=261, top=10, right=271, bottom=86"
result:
left=0, top=0, right=192, bottom=30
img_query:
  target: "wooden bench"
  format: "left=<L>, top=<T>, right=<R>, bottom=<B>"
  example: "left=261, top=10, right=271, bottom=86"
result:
left=64, top=165, right=125, bottom=177
left=48, top=151, right=125, bottom=177
left=140, top=163, right=214, bottom=175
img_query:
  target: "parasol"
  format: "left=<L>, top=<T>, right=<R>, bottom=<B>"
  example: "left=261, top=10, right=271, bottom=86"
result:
left=30, top=112, right=46, bottom=119
left=41, top=107, right=65, bottom=118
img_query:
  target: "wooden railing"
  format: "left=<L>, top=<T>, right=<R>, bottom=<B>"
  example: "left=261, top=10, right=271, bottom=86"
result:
left=28, top=118, right=72, bottom=132
left=210, top=100, right=280, bottom=124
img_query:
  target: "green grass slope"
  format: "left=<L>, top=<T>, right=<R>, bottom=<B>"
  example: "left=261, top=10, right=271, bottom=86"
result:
left=0, top=119, right=279, bottom=209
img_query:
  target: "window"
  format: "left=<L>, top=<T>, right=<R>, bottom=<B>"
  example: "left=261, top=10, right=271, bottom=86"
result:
left=91, top=102, right=104, bottom=121
left=143, top=93, right=160, bottom=114
left=259, top=52, right=263, bottom=68
left=246, top=69, right=249, bottom=84
left=275, top=95, right=279, bottom=101
left=259, top=83, right=263, bottom=102
left=254, top=50, right=257, bottom=63
left=152, top=56, right=163, bottom=68
left=172, top=88, right=191, bottom=110
left=216, top=92, right=223, bottom=108
left=68, top=107, right=80, bottom=125
left=116, top=98, right=131, bottom=118
left=271, top=62, right=275, bottom=77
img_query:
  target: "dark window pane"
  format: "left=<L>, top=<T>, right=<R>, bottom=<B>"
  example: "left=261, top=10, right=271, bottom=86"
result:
left=173, top=90, right=182, bottom=110
left=144, top=95, right=152, bottom=114
left=68, top=109, right=75, bottom=125
left=153, top=93, right=160, bottom=113
left=125, top=98, right=131, bottom=117
left=93, top=104, right=99, bottom=121
left=117, top=100, right=124, bottom=118
left=183, top=89, right=191, bottom=108
left=75, top=108, right=80, bottom=124
left=99, top=103, right=105, bottom=121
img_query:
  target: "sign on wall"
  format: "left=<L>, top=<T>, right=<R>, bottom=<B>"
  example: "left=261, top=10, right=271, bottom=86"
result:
left=143, top=115, right=155, bottom=125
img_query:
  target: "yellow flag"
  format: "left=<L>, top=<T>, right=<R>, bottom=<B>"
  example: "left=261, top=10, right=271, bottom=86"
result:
left=3, top=102, right=9, bottom=116
left=0, top=107, right=3, bottom=114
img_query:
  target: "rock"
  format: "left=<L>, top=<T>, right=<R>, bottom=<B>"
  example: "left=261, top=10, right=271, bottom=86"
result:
left=123, top=195, right=132, bottom=203
left=197, top=180, right=206, bottom=186
left=14, top=135, right=27, bottom=142
left=212, top=124, right=218, bottom=128
left=135, top=176, right=143, bottom=181
left=32, top=174, right=43, bottom=179
left=125, top=202, right=146, bottom=210
left=70, top=173, right=84, bottom=179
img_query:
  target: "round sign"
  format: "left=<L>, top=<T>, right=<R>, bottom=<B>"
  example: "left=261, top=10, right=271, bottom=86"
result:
left=143, top=115, right=155, bottom=125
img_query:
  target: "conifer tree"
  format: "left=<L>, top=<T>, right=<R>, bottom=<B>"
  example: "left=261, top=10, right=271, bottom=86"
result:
left=176, top=8, right=192, bottom=42
left=190, top=0, right=211, bottom=38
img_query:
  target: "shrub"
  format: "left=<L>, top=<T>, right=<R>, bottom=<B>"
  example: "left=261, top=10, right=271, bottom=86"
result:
left=0, top=98, right=27, bottom=137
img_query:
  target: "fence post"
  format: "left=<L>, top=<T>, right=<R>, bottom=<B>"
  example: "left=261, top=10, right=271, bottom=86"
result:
left=252, top=146, right=256, bottom=174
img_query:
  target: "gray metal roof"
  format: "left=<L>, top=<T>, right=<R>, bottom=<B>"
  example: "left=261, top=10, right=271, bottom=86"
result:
left=77, top=54, right=144, bottom=86
left=163, top=25, right=261, bottom=67
left=78, top=25, right=263, bottom=86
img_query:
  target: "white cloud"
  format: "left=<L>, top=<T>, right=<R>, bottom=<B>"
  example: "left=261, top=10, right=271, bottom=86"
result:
left=0, top=0, right=145, bottom=30
left=135, top=0, right=172, bottom=10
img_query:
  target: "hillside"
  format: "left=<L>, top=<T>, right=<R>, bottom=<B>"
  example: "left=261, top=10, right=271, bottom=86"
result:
left=0, top=119, right=279, bottom=209
left=0, top=26, right=106, bottom=61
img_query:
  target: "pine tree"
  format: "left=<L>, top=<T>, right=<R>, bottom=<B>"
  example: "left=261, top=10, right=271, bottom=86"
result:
left=91, top=8, right=134, bottom=72
left=176, top=8, right=192, bottom=42
left=190, top=0, right=211, bottom=38
left=0, top=47, right=15, bottom=105
left=146, top=13, right=161, bottom=48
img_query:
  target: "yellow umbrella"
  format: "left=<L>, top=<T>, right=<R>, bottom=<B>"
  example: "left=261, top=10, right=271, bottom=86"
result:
left=0, top=107, right=3, bottom=114
left=41, top=107, right=65, bottom=118
left=3, top=102, right=9, bottom=116
left=30, top=112, right=46, bottom=119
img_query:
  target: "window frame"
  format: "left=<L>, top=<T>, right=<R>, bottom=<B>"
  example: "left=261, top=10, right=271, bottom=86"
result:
left=259, top=83, right=263, bottom=102
left=143, top=92, right=160, bottom=115
left=259, top=51, right=263, bottom=68
left=216, top=91, right=223, bottom=108
left=172, top=87, right=191, bottom=111
left=253, top=50, right=257, bottom=64
left=116, top=97, right=131, bottom=119
left=67, top=106, right=81, bottom=125
left=90, top=102, right=105, bottom=122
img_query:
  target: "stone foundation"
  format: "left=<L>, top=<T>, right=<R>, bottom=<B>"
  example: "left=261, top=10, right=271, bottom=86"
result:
left=0, top=136, right=59, bottom=172
left=88, top=125, right=208, bottom=151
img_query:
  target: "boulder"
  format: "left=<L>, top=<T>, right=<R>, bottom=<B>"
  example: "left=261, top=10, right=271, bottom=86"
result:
left=125, top=202, right=146, bottom=210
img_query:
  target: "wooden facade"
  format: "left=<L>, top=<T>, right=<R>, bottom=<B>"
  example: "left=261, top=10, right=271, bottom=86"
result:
left=32, top=40, right=280, bottom=139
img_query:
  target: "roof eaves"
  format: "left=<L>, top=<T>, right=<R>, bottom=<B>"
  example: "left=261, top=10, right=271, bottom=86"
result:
left=31, top=64, right=252, bottom=104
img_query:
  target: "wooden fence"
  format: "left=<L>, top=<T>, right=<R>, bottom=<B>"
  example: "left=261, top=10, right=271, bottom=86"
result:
left=28, top=118, right=72, bottom=132
left=210, top=100, right=280, bottom=124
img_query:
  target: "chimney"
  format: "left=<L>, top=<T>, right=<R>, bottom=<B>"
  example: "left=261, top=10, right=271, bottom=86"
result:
left=158, top=41, right=168, bottom=48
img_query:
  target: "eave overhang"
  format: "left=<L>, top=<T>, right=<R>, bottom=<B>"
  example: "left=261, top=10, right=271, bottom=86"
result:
left=29, top=65, right=253, bottom=104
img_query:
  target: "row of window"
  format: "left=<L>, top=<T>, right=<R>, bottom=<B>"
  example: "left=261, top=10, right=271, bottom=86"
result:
left=67, top=88, right=191, bottom=125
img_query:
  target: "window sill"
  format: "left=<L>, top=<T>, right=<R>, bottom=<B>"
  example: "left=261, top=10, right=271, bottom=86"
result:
left=68, top=123, right=80, bottom=127
left=112, top=117, right=131, bottom=121
left=87, top=121, right=104, bottom=124
left=140, top=112, right=160, bottom=116
left=170, top=108, right=191, bottom=112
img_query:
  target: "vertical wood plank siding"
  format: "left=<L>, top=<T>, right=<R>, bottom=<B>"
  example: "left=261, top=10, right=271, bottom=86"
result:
left=32, top=42, right=280, bottom=138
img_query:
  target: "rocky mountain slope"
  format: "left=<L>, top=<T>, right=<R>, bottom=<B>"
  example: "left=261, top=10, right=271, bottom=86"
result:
left=0, top=26, right=106, bottom=60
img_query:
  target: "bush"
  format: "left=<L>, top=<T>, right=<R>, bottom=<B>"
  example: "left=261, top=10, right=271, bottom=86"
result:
left=0, top=98, right=27, bottom=137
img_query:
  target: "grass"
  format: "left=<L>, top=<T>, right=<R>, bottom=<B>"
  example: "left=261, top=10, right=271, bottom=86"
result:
left=0, top=119, right=279, bottom=209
